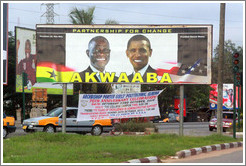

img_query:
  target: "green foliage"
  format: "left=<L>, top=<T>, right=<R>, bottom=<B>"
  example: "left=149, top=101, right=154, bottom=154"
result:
left=184, top=85, right=211, bottom=110
left=69, top=6, right=95, bottom=24
left=213, top=40, right=243, bottom=83
left=121, top=121, right=157, bottom=132
left=3, top=133, right=241, bottom=163
left=142, top=84, right=211, bottom=113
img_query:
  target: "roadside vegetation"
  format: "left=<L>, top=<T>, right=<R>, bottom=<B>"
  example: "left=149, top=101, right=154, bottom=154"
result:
left=3, top=133, right=242, bottom=163
left=121, top=121, right=158, bottom=132
left=228, top=120, right=243, bottom=132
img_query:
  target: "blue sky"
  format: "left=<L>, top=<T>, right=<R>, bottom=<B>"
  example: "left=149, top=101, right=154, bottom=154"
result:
left=6, top=1, right=245, bottom=50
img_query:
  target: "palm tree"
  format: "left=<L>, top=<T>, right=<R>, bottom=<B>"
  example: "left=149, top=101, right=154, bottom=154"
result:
left=69, top=6, right=95, bottom=24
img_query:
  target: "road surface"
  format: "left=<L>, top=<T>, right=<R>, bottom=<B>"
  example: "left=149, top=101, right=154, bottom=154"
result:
left=6, top=122, right=241, bottom=138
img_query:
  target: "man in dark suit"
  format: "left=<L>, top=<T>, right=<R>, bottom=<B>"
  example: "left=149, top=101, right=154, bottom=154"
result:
left=126, top=35, right=156, bottom=82
left=75, top=36, right=113, bottom=94
left=79, top=36, right=111, bottom=82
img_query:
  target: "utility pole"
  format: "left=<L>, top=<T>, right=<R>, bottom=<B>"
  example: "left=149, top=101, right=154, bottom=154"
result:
left=41, top=3, right=58, bottom=24
left=217, top=3, right=225, bottom=134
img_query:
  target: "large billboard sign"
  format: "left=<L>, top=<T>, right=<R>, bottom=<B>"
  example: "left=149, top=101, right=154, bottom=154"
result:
left=77, top=90, right=162, bottom=121
left=15, top=27, right=73, bottom=94
left=209, top=84, right=238, bottom=110
left=3, top=3, right=8, bottom=85
left=36, top=25, right=212, bottom=85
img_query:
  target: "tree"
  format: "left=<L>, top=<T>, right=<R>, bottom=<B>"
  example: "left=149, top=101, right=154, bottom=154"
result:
left=184, top=85, right=211, bottom=110
left=69, top=6, right=95, bottom=24
left=105, top=19, right=119, bottom=25
left=212, top=40, right=243, bottom=83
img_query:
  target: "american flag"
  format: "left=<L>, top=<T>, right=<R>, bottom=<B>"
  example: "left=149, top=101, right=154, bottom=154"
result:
left=156, top=59, right=208, bottom=83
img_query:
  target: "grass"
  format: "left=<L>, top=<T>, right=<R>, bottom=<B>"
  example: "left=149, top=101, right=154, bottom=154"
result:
left=3, top=132, right=243, bottom=163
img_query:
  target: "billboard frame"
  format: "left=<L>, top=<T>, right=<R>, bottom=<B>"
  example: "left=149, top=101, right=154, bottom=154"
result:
left=36, top=24, right=213, bottom=85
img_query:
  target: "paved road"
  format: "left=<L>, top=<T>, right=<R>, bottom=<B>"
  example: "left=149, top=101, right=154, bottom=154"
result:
left=162, top=147, right=243, bottom=163
left=6, top=122, right=241, bottom=138
left=155, top=122, right=215, bottom=136
left=154, top=122, right=243, bottom=137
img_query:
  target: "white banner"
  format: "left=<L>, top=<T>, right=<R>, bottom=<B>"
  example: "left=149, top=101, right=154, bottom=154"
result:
left=77, top=90, right=162, bottom=121
left=112, top=84, right=141, bottom=94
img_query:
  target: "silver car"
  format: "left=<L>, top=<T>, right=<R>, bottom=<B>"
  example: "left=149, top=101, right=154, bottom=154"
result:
left=22, top=107, right=113, bottom=136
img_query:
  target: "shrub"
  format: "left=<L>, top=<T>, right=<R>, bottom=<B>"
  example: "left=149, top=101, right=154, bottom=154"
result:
left=121, top=121, right=158, bottom=132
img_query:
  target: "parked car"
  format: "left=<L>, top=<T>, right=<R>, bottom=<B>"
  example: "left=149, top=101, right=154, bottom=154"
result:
left=3, top=113, right=16, bottom=139
left=22, top=107, right=113, bottom=136
left=209, top=111, right=237, bottom=132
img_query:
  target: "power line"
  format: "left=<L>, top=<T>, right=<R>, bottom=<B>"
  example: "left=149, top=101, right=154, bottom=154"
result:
left=10, top=5, right=243, bottom=23
left=76, top=4, right=243, bottom=23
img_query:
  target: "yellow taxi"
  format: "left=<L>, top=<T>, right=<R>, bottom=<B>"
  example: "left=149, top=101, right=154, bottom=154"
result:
left=22, top=107, right=112, bottom=136
left=3, top=113, right=16, bottom=139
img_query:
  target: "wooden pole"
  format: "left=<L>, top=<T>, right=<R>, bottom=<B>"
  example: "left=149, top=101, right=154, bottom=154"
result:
left=217, top=3, right=225, bottom=134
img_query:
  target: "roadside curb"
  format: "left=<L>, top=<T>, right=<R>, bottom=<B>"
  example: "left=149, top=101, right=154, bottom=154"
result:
left=176, top=141, right=243, bottom=159
left=225, top=132, right=243, bottom=136
left=122, top=156, right=161, bottom=163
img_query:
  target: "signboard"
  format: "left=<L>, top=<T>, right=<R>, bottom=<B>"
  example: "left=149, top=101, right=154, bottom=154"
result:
left=36, top=24, right=212, bottom=85
left=3, top=3, right=8, bottom=85
left=209, top=84, right=238, bottom=110
left=15, top=27, right=73, bottom=94
left=32, top=88, right=47, bottom=101
left=112, top=84, right=141, bottom=94
left=174, top=98, right=186, bottom=117
left=77, top=90, right=162, bottom=121
left=32, top=102, right=47, bottom=108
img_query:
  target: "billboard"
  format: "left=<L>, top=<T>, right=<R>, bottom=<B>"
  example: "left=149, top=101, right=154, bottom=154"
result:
left=209, top=84, right=238, bottom=110
left=3, top=3, right=8, bottom=85
left=36, top=25, right=212, bottom=85
left=77, top=90, right=162, bottom=121
left=15, top=27, right=73, bottom=94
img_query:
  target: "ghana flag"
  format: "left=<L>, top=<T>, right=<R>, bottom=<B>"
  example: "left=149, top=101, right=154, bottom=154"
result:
left=36, top=62, right=75, bottom=82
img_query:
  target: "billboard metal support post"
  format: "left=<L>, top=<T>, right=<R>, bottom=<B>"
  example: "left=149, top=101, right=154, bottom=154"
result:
left=22, top=72, right=26, bottom=121
left=179, top=85, right=184, bottom=136
left=62, top=83, right=67, bottom=133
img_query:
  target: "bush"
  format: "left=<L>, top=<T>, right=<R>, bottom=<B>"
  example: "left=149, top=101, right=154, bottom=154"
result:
left=121, top=121, right=158, bottom=132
